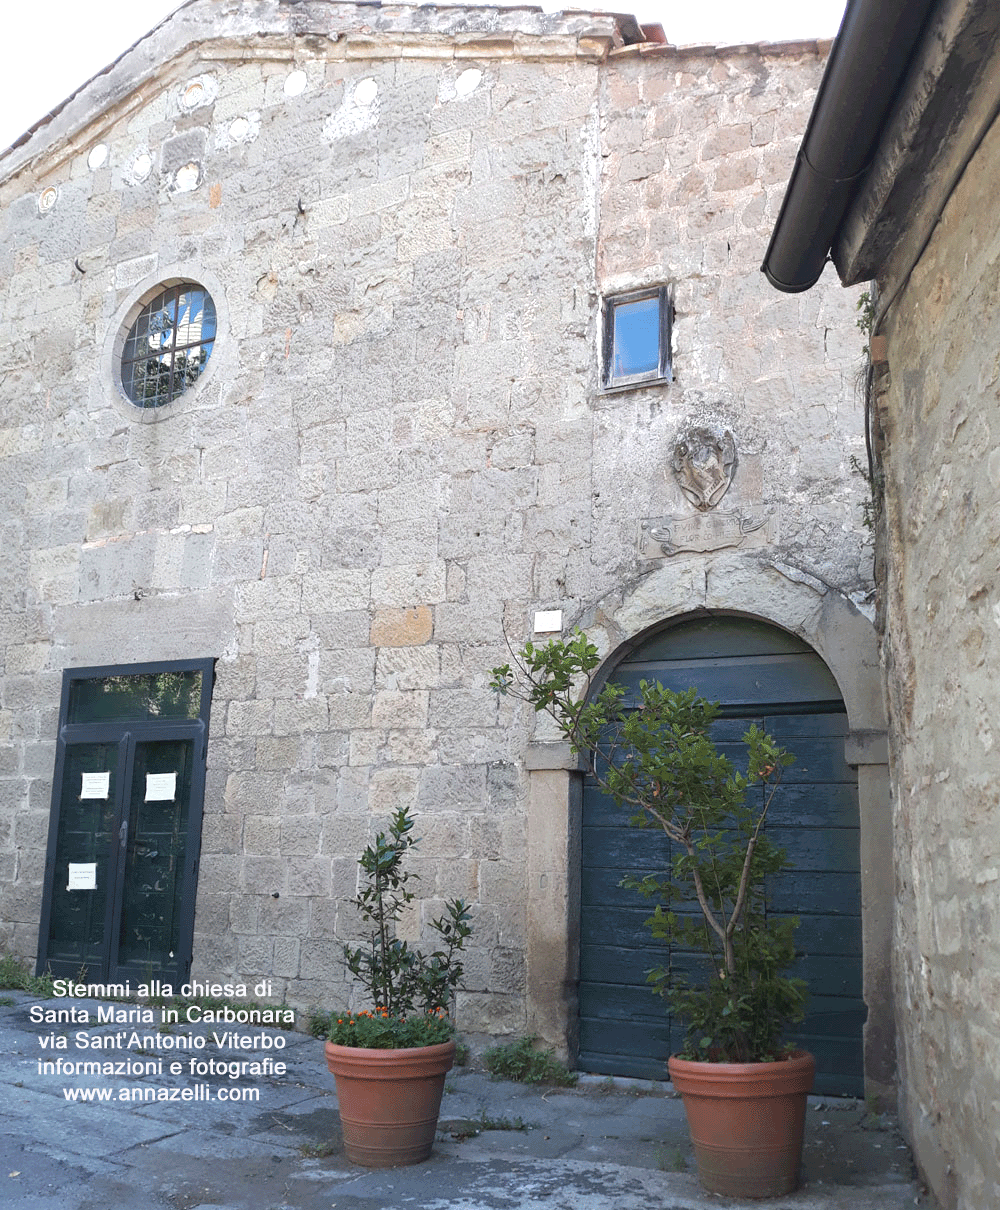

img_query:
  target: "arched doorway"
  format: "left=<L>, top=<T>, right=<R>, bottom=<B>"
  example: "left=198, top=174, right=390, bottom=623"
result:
left=577, top=614, right=865, bottom=1096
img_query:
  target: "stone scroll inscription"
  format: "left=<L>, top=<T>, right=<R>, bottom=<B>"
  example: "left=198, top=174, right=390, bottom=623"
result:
left=640, top=509, right=774, bottom=558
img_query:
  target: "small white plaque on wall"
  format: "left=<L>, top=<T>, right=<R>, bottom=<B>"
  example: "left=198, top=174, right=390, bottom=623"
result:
left=533, top=610, right=563, bottom=634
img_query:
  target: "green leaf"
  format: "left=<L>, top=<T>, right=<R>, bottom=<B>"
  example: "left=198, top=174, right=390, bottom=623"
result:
left=493, top=630, right=804, bottom=1062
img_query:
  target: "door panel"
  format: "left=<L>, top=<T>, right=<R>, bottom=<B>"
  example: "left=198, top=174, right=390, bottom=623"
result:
left=38, top=661, right=212, bottom=987
left=612, top=652, right=843, bottom=709
left=577, top=618, right=864, bottom=1096
left=115, top=738, right=196, bottom=979
left=46, top=742, right=122, bottom=969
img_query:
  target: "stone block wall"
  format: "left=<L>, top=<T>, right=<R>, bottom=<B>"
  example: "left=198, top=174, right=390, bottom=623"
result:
left=594, top=41, right=870, bottom=603
left=0, top=2, right=870, bottom=1039
left=873, top=100, right=1000, bottom=1210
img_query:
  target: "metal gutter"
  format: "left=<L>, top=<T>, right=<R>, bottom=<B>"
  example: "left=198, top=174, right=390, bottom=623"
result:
left=760, top=0, right=937, bottom=293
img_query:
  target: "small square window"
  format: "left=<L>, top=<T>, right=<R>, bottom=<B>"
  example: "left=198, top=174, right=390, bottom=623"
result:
left=602, top=286, right=672, bottom=390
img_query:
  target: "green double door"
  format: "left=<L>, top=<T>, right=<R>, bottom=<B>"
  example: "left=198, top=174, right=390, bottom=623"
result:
left=578, top=618, right=865, bottom=1095
left=38, top=662, right=212, bottom=988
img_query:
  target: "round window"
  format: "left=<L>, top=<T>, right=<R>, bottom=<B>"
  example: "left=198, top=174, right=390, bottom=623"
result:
left=120, top=282, right=217, bottom=408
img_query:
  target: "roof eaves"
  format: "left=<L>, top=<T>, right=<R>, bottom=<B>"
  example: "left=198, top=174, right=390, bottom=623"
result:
left=0, top=1, right=629, bottom=185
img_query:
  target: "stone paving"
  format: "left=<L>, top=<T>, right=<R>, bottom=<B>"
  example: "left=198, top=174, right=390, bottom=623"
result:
left=0, top=992, right=933, bottom=1210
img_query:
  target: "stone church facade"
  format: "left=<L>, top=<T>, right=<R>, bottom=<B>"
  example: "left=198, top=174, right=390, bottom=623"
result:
left=0, top=2, right=884, bottom=1087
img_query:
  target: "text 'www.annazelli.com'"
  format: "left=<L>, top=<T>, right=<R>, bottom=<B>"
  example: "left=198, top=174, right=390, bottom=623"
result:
left=62, top=1083, right=259, bottom=1102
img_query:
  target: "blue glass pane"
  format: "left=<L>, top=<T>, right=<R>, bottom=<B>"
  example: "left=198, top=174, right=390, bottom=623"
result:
left=613, top=296, right=660, bottom=377
left=121, top=283, right=216, bottom=408
left=176, top=289, right=216, bottom=346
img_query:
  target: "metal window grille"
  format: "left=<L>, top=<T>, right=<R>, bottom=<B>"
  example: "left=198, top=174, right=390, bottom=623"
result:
left=121, top=283, right=217, bottom=408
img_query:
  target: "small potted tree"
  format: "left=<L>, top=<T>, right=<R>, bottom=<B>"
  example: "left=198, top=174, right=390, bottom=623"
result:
left=311, top=806, right=471, bottom=1167
left=491, top=631, right=813, bottom=1198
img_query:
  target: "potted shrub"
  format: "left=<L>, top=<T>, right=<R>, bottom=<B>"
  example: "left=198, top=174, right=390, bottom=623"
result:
left=311, top=806, right=471, bottom=1167
left=491, top=631, right=813, bottom=1198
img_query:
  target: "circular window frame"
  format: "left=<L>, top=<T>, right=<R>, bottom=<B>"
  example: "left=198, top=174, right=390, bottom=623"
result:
left=104, top=264, right=227, bottom=423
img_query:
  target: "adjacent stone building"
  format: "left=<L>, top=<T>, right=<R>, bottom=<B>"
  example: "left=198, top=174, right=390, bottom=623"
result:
left=765, top=0, right=1000, bottom=1202
left=0, top=2, right=882, bottom=1093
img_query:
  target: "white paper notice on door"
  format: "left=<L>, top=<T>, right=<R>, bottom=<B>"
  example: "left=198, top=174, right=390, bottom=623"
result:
left=67, top=862, right=97, bottom=891
left=80, top=771, right=110, bottom=799
left=145, top=771, right=177, bottom=802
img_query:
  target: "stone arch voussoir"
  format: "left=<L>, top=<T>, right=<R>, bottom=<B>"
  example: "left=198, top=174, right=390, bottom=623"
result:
left=578, top=553, right=884, bottom=735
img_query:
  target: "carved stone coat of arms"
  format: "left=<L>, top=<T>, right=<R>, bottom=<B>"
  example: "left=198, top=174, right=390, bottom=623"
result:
left=671, top=425, right=737, bottom=511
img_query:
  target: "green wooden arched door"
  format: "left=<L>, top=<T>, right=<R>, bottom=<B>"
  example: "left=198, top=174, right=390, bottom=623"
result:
left=577, top=616, right=865, bottom=1096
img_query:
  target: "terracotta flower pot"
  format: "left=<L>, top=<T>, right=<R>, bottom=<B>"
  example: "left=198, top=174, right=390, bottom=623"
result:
left=668, top=1049, right=815, bottom=1198
left=324, top=1039, right=455, bottom=1167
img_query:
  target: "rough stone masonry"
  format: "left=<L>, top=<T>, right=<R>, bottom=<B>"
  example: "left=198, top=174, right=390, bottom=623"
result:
left=0, top=2, right=872, bottom=1059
